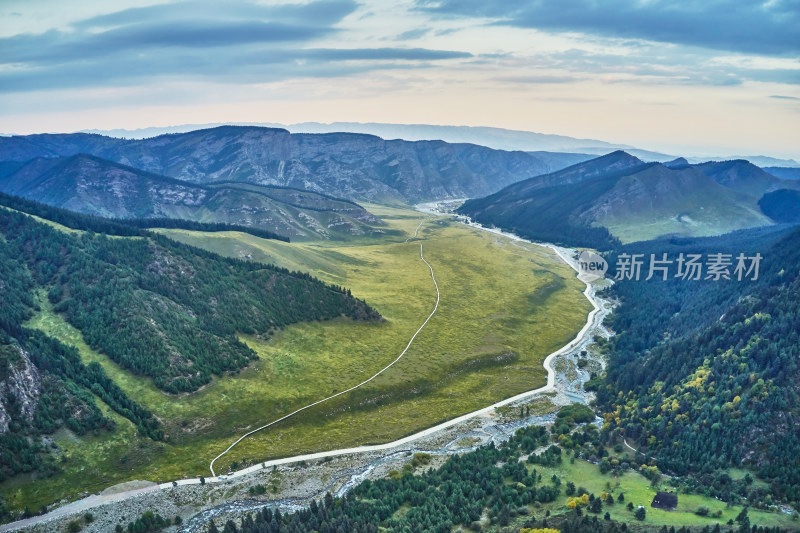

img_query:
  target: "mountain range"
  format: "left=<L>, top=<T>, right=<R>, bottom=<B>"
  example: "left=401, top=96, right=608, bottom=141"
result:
left=3, top=126, right=799, bottom=248
left=79, top=121, right=625, bottom=152
left=459, top=151, right=800, bottom=247
left=763, top=166, right=800, bottom=180
left=75, top=121, right=800, bottom=167
left=0, top=126, right=587, bottom=205
left=0, top=154, right=384, bottom=241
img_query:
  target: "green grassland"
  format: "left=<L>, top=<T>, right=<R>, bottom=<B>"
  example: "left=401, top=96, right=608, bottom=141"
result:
left=6, top=204, right=591, bottom=511
left=524, top=457, right=798, bottom=530
left=594, top=181, right=772, bottom=245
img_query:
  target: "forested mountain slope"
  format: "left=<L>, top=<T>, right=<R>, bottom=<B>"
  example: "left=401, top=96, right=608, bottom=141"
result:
left=0, top=154, right=385, bottom=241
left=596, top=225, right=800, bottom=503
left=207, top=421, right=792, bottom=533
left=758, top=189, right=800, bottom=223
left=0, top=210, right=161, bottom=486
left=0, top=200, right=379, bottom=487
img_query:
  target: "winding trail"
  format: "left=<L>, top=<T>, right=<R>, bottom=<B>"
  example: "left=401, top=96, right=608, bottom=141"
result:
left=209, top=242, right=440, bottom=476
left=405, top=217, right=425, bottom=243
left=623, top=438, right=637, bottom=453
left=0, top=209, right=612, bottom=532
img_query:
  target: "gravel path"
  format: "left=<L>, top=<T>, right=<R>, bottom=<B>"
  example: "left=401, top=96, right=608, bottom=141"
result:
left=210, top=241, right=440, bottom=476
left=0, top=205, right=616, bottom=532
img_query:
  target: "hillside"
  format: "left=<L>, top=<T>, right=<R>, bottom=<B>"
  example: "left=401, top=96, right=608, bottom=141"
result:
left=764, top=166, right=800, bottom=180
left=759, top=189, right=800, bottom=222
left=457, top=153, right=644, bottom=249
left=587, top=164, right=773, bottom=242
left=0, top=221, right=162, bottom=487
left=0, top=126, right=565, bottom=203
left=0, top=199, right=380, bottom=487
left=0, top=201, right=379, bottom=393
left=459, top=153, right=778, bottom=247
left=0, top=154, right=386, bottom=241
left=694, top=159, right=797, bottom=198
left=596, top=226, right=800, bottom=504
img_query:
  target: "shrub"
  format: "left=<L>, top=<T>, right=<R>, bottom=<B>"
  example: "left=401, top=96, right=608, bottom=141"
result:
left=634, top=506, right=647, bottom=521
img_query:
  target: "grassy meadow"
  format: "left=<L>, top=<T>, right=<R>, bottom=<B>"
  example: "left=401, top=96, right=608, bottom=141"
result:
left=6, top=204, right=591, bottom=511
left=519, top=457, right=798, bottom=530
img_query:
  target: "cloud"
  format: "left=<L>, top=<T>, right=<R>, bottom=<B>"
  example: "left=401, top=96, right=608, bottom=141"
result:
left=302, top=47, right=470, bottom=61
left=397, top=28, right=431, bottom=40
left=2, top=22, right=335, bottom=65
left=74, top=0, right=358, bottom=30
left=0, top=45, right=470, bottom=93
left=416, top=0, right=800, bottom=56
left=0, top=0, right=470, bottom=93
left=496, top=74, right=583, bottom=84
left=516, top=48, right=800, bottom=87
left=770, top=94, right=800, bottom=100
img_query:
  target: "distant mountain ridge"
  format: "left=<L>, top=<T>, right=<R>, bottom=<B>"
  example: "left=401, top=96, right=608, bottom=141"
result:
left=0, top=126, right=573, bottom=204
left=78, top=121, right=623, bottom=151
left=694, top=159, right=789, bottom=198
left=764, top=166, right=800, bottom=180
left=0, top=153, right=385, bottom=241
left=459, top=152, right=799, bottom=247
left=73, top=122, right=800, bottom=167
left=4, top=126, right=798, bottom=246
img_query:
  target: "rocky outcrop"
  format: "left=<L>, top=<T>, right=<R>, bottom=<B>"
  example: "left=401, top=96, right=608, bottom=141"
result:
left=0, top=345, right=41, bottom=434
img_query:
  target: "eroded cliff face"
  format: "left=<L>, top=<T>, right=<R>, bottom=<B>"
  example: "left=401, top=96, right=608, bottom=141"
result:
left=0, top=153, right=387, bottom=241
left=0, top=126, right=554, bottom=203
left=0, top=344, right=41, bottom=434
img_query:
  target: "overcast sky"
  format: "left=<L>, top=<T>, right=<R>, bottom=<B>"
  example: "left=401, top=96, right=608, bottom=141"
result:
left=1, top=0, right=798, bottom=158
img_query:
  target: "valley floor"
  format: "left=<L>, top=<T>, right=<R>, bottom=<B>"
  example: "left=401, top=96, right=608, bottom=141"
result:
left=3, top=204, right=590, bottom=516
left=4, top=204, right=796, bottom=532
left=1, top=228, right=612, bottom=531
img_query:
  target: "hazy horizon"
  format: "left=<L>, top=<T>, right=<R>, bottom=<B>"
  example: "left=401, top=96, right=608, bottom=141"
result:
left=1, top=0, right=798, bottom=159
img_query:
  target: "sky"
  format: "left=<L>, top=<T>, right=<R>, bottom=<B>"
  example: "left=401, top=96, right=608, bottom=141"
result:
left=0, top=0, right=798, bottom=159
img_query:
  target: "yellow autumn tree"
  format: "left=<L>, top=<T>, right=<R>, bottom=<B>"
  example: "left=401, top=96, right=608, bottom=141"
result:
left=566, top=493, right=590, bottom=509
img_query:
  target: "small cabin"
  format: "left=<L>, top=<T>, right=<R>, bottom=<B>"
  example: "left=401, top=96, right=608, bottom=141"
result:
left=651, top=491, right=678, bottom=510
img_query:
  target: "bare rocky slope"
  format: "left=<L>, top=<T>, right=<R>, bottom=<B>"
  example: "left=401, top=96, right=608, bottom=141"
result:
left=0, top=154, right=385, bottom=241
left=0, top=126, right=562, bottom=204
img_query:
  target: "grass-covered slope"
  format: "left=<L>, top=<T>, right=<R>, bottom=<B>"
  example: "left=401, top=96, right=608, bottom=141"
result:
left=0, top=198, right=381, bottom=513
left=459, top=153, right=776, bottom=247
left=588, top=164, right=772, bottom=243
left=596, top=226, right=800, bottom=505
left=0, top=204, right=590, bottom=514
left=151, top=206, right=591, bottom=473
left=0, top=204, right=379, bottom=394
